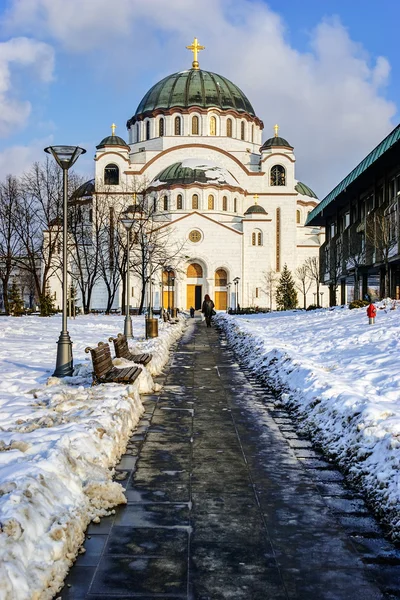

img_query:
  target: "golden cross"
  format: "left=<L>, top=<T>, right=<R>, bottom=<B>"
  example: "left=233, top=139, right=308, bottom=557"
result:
left=186, top=37, right=205, bottom=70
left=254, top=194, right=259, bottom=204
left=111, top=123, right=117, bottom=136
left=274, top=124, right=279, bottom=137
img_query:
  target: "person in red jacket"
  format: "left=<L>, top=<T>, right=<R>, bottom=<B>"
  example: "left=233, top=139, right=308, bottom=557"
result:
left=367, top=302, right=377, bottom=325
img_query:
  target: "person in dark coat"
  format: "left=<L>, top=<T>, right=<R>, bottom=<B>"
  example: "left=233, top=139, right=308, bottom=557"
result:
left=201, top=294, right=215, bottom=327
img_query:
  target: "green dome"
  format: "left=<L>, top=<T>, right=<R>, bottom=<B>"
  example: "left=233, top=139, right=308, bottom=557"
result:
left=244, top=204, right=267, bottom=216
left=295, top=181, right=318, bottom=199
left=152, top=159, right=239, bottom=187
left=261, top=136, right=293, bottom=151
left=96, top=135, right=129, bottom=149
left=128, top=69, right=255, bottom=123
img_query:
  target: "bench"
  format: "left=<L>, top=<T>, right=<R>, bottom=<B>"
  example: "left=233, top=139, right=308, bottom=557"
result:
left=85, top=341, right=141, bottom=385
left=108, top=333, right=152, bottom=366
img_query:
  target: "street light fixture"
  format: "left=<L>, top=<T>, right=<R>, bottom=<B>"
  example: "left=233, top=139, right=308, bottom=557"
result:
left=226, top=282, right=231, bottom=312
left=44, top=145, right=86, bottom=377
left=233, top=277, right=240, bottom=312
left=320, top=291, right=324, bottom=307
left=159, top=280, right=163, bottom=319
left=120, top=206, right=136, bottom=339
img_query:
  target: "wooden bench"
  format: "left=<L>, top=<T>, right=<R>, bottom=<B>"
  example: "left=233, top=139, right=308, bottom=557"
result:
left=108, top=333, right=152, bottom=366
left=85, top=341, right=141, bottom=385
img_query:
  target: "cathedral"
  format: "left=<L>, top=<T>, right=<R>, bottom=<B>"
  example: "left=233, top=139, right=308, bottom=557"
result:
left=54, top=38, right=324, bottom=311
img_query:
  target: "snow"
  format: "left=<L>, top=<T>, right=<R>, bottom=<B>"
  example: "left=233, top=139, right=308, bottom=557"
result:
left=217, top=304, right=400, bottom=540
left=0, top=314, right=185, bottom=600
left=152, top=158, right=239, bottom=187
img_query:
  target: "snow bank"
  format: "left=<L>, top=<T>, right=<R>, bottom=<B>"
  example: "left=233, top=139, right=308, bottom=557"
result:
left=0, top=314, right=185, bottom=600
left=217, top=305, right=400, bottom=540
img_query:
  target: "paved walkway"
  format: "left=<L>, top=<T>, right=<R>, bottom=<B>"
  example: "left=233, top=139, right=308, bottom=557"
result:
left=62, top=319, right=400, bottom=599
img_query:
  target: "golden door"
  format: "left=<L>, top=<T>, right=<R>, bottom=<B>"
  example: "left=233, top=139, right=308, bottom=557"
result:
left=215, top=291, right=227, bottom=310
left=186, top=284, right=196, bottom=309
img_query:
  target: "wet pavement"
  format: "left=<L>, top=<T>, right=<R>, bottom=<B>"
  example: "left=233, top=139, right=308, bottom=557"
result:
left=61, top=319, right=400, bottom=599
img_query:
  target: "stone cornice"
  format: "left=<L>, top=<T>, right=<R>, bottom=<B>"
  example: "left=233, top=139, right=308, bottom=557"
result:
left=260, top=153, right=295, bottom=164
left=94, top=151, right=130, bottom=162
left=153, top=210, right=243, bottom=235
left=128, top=106, right=264, bottom=129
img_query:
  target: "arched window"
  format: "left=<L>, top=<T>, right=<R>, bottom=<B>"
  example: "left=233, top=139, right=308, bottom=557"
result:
left=257, top=232, right=262, bottom=246
left=208, top=194, right=214, bottom=210
left=159, top=118, right=165, bottom=137
left=252, top=230, right=262, bottom=246
left=296, top=210, right=301, bottom=224
left=222, top=196, right=228, bottom=211
left=177, top=194, right=183, bottom=209
left=174, top=116, right=181, bottom=135
left=187, top=263, right=203, bottom=278
left=104, top=164, right=119, bottom=185
left=252, top=232, right=256, bottom=246
left=163, top=195, right=168, bottom=211
left=271, top=165, right=286, bottom=186
left=234, top=197, right=237, bottom=212
left=251, top=124, right=254, bottom=143
left=153, top=197, right=157, bottom=212
left=226, top=118, right=233, bottom=138
left=192, top=194, right=199, bottom=209
left=136, top=123, right=140, bottom=142
left=146, top=121, right=150, bottom=140
left=241, top=121, right=245, bottom=140
left=210, top=116, right=216, bottom=136
left=215, top=269, right=227, bottom=286
left=192, top=116, right=199, bottom=135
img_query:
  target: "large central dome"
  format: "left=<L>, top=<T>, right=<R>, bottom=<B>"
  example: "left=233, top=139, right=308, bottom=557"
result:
left=130, top=69, right=255, bottom=121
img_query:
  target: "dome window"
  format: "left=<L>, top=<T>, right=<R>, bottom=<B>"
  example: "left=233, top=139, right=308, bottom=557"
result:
left=241, top=121, right=245, bottom=140
left=177, top=194, right=183, bottom=209
left=271, top=165, right=286, bottom=186
left=296, top=209, right=301, bottom=224
left=210, top=116, right=216, bottom=136
left=208, top=194, right=214, bottom=210
left=192, top=194, right=199, bottom=209
left=104, top=164, right=119, bottom=186
left=163, top=195, right=168, bottom=211
left=175, top=116, right=182, bottom=135
left=226, top=118, right=232, bottom=138
left=234, top=197, right=237, bottom=213
left=159, top=118, right=165, bottom=137
left=222, top=196, right=228, bottom=211
left=146, top=121, right=151, bottom=140
left=136, top=123, right=140, bottom=143
left=251, top=124, right=254, bottom=143
left=192, top=116, right=199, bottom=135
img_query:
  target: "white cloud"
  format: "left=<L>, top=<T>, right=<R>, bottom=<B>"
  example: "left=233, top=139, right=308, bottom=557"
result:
left=3, top=0, right=397, bottom=196
left=0, top=37, right=54, bottom=137
left=0, top=136, right=53, bottom=180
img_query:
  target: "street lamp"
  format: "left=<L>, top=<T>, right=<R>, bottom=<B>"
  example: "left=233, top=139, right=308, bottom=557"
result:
left=313, top=292, right=317, bottom=305
left=165, top=267, right=173, bottom=313
left=159, top=280, right=163, bottom=319
left=171, top=275, right=176, bottom=316
left=320, top=291, right=324, bottom=307
left=121, top=206, right=136, bottom=339
left=233, top=277, right=240, bottom=312
left=226, top=282, right=231, bottom=312
left=44, top=145, right=86, bottom=377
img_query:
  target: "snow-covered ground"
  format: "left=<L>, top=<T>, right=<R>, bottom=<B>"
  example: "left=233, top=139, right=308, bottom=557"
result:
left=0, top=314, right=185, bottom=600
left=217, top=304, right=400, bottom=541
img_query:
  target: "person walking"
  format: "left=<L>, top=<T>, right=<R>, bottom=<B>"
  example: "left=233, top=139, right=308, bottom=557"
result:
left=201, top=294, right=215, bottom=328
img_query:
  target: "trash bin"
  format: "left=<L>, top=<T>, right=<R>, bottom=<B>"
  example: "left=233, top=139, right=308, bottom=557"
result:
left=145, top=317, right=158, bottom=338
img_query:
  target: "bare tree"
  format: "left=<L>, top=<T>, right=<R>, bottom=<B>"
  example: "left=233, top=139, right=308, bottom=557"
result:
left=305, top=256, right=321, bottom=306
left=0, top=175, right=22, bottom=313
left=346, top=232, right=365, bottom=301
left=295, top=264, right=312, bottom=309
left=261, top=268, right=279, bottom=311
left=328, top=240, right=344, bottom=306
left=366, top=208, right=397, bottom=297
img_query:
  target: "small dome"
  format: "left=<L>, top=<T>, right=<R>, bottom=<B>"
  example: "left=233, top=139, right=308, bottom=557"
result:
left=260, top=136, right=293, bottom=151
left=71, top=179, right=95, bottom=200
left=96, top=135, right=129, bottom=150
left=295, top=181, right=318, bottom=199
left=244, top=204, right=267, bottom=215
left=152, top=159, right=239, bottom=188
left=128, top=69, right=257, bottom=125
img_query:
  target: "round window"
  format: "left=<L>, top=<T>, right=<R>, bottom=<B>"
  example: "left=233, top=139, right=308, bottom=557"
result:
left=189, top=230, right=202, bottom=243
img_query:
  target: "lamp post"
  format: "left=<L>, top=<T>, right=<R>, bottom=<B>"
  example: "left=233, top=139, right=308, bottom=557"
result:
left=44, top=145, right=86, bottom=377
left=320, top=291, right=324, bottom=307
left=226, top=282, right=231, bottom=312
left=165, top=267, right=173, bottom=313
left=121, top=206, right=136, bottom=339
left=233, top=277, right=240, bottom=312
left=171, top=276, right=176, bottom=316
left=313, top=292, right=317, bottom=305
left=159, top=280, right=163, bottom=319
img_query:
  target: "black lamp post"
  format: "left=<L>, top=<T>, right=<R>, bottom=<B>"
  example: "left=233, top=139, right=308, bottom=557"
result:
left=44, top=145, right=86, bottom=377
left=233, top=277, right=240, bottom=312
left=121, top=206, right=136, bottom=339
left=159, top=280, right=163, bottom=319
left=226, top=282, right=231, bottom=312
left=165, top=267, right=173, bottom=312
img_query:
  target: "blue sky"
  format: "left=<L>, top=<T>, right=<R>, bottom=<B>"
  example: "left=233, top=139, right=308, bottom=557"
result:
left=0, top=0, right=398, bottom=197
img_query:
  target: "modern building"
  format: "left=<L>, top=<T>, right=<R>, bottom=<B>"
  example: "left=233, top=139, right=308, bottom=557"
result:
left=307, top=123, right=400, bottom=304
left=50, top=38, right=324, bottom=311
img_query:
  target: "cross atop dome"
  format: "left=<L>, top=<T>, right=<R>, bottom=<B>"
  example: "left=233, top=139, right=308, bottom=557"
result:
left=186, top=37, right=205, bottom=70
left=111, top=123, right=117, bottom=136
left=274, top=124, right=279, bottom=137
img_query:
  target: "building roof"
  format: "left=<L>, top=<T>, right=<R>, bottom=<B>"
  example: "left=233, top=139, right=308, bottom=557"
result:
left=244, top=204, right=267, bottom=215
left=96, top=135, right=129, bottom=150
left=307, top=123, right=400, bottom=225
left=130, top=69, right=256, bottom=120
left=261, top=136, right=293, bottom=151
left=152, top=159, right=239, bottom=188
left=295, top=181, right=318, bottom=199
left=70, top=179, right=95, bottom=200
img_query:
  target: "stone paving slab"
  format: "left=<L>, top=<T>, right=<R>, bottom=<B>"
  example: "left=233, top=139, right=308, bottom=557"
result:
left=60, top=319, right=400, bottom=600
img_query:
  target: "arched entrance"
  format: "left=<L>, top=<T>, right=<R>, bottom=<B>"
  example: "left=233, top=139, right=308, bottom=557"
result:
left=215, top=268, right=228, bottom=310
left=186, top=262, right=203, bottom=309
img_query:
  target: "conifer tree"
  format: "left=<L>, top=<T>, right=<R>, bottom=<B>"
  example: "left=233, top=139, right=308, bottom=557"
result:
left=275, top=264, right=298, bottom=310
left=8, top=280, right=24, bottom=316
